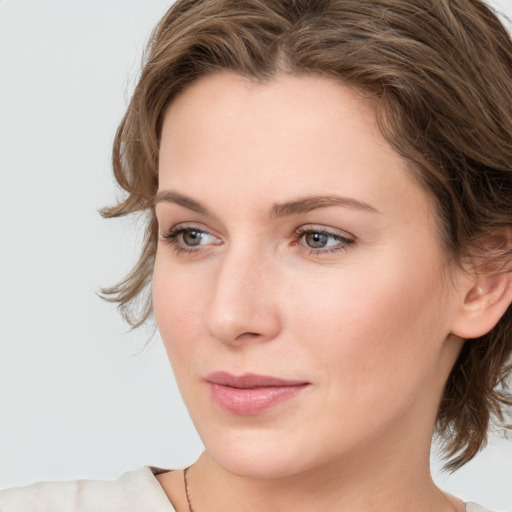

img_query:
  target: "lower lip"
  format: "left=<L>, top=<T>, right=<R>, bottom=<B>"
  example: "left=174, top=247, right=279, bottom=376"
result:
left=208, top=383, right=309, bottom=415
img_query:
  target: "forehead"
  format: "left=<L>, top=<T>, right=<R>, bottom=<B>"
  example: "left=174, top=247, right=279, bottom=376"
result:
left=158, top=72, right=434, bottom=223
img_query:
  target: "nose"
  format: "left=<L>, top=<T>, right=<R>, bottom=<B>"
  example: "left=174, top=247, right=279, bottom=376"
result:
left=204, top=247, right=282, bottom=346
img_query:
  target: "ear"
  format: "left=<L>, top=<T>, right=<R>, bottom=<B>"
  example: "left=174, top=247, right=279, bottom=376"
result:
left=451, top=238, right=512, bottom=339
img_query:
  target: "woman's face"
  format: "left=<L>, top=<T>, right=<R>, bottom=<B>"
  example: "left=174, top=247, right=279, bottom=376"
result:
left=153, top=73, right=465, bottom=478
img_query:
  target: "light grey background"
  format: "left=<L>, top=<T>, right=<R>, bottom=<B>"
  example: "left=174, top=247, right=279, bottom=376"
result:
left=1, top=0, right=511, bottom=509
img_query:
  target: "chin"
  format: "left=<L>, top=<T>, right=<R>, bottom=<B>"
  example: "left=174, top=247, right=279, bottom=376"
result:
left=210, top=446, right=304, bottom=479
left=196, top=421, right=332, bottom=480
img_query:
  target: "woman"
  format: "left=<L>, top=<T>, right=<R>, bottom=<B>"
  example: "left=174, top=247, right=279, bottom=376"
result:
left=1, top=0, right=511, bottom=510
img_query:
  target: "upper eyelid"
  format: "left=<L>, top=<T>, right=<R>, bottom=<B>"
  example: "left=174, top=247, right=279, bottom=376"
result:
left=159, top=221, right=215, bottom=235
left=159, top=221, right=356, bottom=242
left=295, top=224, right=356, bottom=239
left=161, top=225, right=222, bottom=248
left=160, top=224, right=352, bottom=235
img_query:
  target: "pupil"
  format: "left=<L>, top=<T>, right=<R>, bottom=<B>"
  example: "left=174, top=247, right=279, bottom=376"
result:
left=306, top=232, right=328, bottom=248
left=183, top=231, right=202, bottom=246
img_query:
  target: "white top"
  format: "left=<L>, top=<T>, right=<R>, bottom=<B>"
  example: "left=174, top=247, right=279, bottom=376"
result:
left=0, top=466, right=494, bottom=512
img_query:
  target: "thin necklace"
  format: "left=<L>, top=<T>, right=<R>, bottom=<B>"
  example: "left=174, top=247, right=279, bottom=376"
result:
left=183, top=466, right=195, bottom=512
left=183, top=466, right=463, bottom=512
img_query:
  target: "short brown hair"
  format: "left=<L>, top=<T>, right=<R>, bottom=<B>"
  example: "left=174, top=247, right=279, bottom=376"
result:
left=102, top=0, right=512, bottom=470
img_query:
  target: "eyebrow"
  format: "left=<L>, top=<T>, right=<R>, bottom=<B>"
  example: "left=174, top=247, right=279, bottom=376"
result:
left=154, top=191, right=211, bottom=216
left=154, top=190, right=379, bottom=217
left=270, top=195, right=379, bottom=217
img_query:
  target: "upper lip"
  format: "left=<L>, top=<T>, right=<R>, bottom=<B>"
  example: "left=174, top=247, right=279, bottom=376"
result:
left=206, top=372, right=309, bottom=389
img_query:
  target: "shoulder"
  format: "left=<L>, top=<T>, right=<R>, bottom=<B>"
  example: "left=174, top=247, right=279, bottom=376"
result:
left=465, top=502, right=500, bottom=512
left=0, top=466, right=175, bottom=512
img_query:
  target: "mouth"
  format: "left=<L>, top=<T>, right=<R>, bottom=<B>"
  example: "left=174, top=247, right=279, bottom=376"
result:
left=205, top=372, right=310, bottom=415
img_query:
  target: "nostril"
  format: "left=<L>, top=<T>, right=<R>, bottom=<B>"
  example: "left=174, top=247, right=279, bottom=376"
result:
left=235, top=332, right=261, bottom=340
left=204, top=271, right=282, bottom=344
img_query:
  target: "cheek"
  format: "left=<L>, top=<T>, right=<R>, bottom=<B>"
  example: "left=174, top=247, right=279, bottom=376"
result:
left=280, top=260, right=451, bottom=446
left=286, top=256, right=450, bottom=389
left=153, top=242, right=451, bottom=394
left=152, top=255, right=207, bottom=366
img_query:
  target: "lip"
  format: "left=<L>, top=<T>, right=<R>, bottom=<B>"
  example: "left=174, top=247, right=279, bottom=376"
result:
left=206, top=372, right=310, bottom=415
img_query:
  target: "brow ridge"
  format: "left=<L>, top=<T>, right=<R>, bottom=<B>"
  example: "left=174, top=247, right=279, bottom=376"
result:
left=154, top=191, right=378, bottom=218
left=154, top=190, right=211, bottom=216
left=270, top=195, right=379, bottom=217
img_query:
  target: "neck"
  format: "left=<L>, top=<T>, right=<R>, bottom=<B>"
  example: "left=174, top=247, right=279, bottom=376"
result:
left=186, top=437, right=461, bottom=512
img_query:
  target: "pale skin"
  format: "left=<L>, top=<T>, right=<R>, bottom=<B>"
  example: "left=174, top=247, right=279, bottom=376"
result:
left=152, top=73, right=511, bottom=512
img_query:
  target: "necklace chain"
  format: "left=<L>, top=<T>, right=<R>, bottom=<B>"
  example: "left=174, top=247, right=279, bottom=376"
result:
left=183, top=464, right=464, bottom=512
left=184, top=466, right=195, bottom=512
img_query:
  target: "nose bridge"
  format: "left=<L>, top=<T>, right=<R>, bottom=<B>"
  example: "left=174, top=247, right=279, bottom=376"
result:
left=205, top=241, right=280, bottom=344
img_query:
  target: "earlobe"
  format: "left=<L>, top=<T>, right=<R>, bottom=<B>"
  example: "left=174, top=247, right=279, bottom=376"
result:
left=451, top=269, right=512, bottom=339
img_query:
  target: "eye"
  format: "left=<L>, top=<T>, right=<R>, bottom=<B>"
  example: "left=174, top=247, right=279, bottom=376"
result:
left=296, top=227, right=355, bottom=254
left=160, top=224, right=221, bottom=254
left=181, top=229, right=209, bottom=246
left=302, top=232, right=337, bottom=249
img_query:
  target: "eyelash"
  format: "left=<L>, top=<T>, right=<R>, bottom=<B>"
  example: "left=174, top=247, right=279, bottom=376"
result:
left=160, top=225, right=355, bottom=256
left=294, top=227, right=355, bottom=255
left=161, top=225, right=214, bottom=255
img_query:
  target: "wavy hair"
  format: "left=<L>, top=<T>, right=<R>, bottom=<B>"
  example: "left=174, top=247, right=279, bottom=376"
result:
left=102, top=0, right=512, bottom=470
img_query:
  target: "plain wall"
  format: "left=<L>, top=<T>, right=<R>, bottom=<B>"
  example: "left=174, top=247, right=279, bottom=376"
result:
left=1, top=0, right=511, bottom=509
